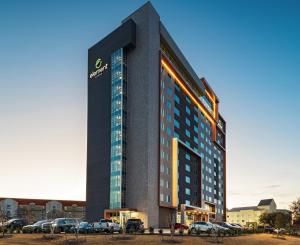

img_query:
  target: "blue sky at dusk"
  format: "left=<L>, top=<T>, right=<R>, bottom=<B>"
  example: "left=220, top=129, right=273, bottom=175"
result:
left=0, top=0, right=299, bottom=209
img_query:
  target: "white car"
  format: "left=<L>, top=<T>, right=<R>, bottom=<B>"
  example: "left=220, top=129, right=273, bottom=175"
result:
left=93, top=219, right=121, bottom=233
left=189, top=221, right=213, bottom=234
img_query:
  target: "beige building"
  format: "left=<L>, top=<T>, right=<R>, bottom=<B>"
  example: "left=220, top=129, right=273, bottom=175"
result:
left=0, top=197, right=85, bottom=223
left=227, top=199, right=277, bottom=227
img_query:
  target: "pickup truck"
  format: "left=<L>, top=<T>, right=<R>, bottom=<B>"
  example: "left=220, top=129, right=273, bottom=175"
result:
left=93, top=219, right=121, bottom=233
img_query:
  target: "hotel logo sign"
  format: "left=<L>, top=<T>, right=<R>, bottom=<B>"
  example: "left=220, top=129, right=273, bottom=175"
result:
left=90, top=58, right=108, bottom=79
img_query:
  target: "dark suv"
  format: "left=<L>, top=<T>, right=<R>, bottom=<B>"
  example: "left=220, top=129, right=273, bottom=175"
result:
left=125, top=219, right=144, bottom=233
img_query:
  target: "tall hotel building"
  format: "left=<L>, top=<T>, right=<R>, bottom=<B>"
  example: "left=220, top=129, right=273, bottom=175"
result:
left=86, top=2, right=226, bottom=228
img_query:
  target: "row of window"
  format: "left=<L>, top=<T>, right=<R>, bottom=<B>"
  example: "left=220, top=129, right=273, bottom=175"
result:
left=160, top=193, right=171, bottom=203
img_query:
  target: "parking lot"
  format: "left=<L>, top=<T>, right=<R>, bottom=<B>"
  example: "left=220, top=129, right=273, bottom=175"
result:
left=0, top=233, right=300, bottom=245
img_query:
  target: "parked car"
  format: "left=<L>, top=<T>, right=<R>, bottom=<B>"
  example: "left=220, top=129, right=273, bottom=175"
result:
left=230, top=223, right=243, bottom=234
left=0, top=219, right=27, bottom=233
left=264, top=226, right=274, bottom=233
left=125, top=219, right=144, bottom=233
left=231, top=223, right=245, bottom=230
left=22, top=220, right=49, bottom=233
left=188, top=221, right=213, bottom=234
left=52, top=218, right=81, bottom=233
left=41, top=221, right=54, bottom=233
left=214, top=222, right=238, bottom=235
left=211, top=223, right=230, bottom=235
left=93, top=219, right=121, bottom=233
left=70, top=222, right=94, bottom=234
left=174, top=223, right=189, bottom=230
left=274, top=228, right=286, bottom=235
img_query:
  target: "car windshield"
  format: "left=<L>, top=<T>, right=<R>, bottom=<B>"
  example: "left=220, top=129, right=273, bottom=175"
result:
left=79, top=222, right=88, bottom=228
left=127, top=219, right=140, bottom=224
left=33, top=220, right=46, bottom=226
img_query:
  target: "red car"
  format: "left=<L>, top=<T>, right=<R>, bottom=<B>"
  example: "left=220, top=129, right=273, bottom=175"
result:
left=174, top=223, right=189, bottom=230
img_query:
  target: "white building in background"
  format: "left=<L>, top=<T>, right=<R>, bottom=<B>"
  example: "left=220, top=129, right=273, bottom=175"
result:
left=0, top=197, right=85, bottom=222
left=227, top=199, right=278, bottom=227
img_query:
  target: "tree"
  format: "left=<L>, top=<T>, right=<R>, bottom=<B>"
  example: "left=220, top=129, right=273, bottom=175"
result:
left=0, top=206, right=7, bottom=238
left=274, top=212, right=291, bottom=229
left=46, top=209, right=64, bottom=220
left=259, top=212, right=291, bottom=229
left=290, top=197, right=300, bottom=226
left=259, top=212, right=276, bottom=227
left=16, top=207, right=36, bottom=224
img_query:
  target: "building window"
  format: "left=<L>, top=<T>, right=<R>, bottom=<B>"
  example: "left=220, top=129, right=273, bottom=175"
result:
left=174, top=94, right=180, bottom=104
left=160, top=179, right=164, bottom=187
left=174, top=107, right=180, bottom=116
left=167, top=87, right=172, bottom=96
left=166, top=113, right=171, bottom=122
left=194, top=136, right=198, bottom=144
left=185, top=118, right=190, bottom=126
left=185, top=188, right=191, bottom=195
left=174, top=131, right=179, bottom=139
left=194, top=125, right=198, bottom=133
left=185, top=164, right=191, bottom=172
left=166, top=195, right=171, bottom=203
left=185, top=129, right=190, bottom=138
left=185, top=153, right=190, bottom=160
left=167, top=100, right=171, bottom=109
left=160, top=194, right=164, bottom=202
left=186, top=96, right=191, bottom=104
left=185, top=106, right=190, bottom=115
left=174, top=119, right=180, bottom=129
left=185, top=176, right=191, bottom=184
left=175, top=83, right=180, bottom=91
left=167, top=126, right=171, bottom=136
left=194, top=114, right=198, bottom=123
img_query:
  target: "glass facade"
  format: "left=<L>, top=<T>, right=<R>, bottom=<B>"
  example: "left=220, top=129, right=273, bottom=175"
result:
left=110, top=48, right=127, bottom=209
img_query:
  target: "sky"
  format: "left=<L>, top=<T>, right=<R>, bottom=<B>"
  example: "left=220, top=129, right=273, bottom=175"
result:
left=0, top=0, right=299, bottom=210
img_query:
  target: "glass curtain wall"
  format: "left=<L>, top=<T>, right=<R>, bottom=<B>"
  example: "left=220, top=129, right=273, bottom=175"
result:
left=110, top=48, right=127, bottom=209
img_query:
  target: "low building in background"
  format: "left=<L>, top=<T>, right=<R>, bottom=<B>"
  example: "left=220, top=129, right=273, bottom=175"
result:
left=0, top=197, right=85, bottom=223
left=227, top=199, right=281, bottom=227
